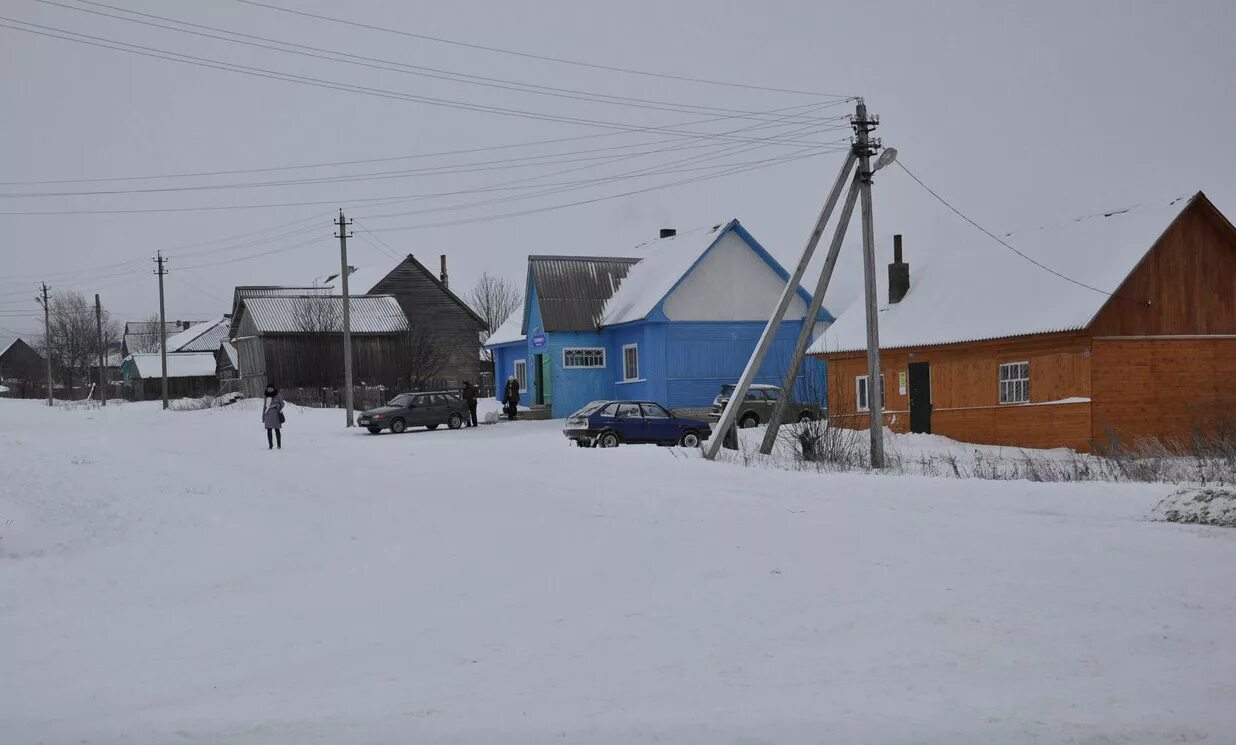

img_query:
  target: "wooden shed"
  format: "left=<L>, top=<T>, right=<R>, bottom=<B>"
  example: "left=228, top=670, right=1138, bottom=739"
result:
left=230, top=294, right=412, bottom=398
left=0, top=338, right=46, bottom=397
left=810, top=191, right=1236, bottom=451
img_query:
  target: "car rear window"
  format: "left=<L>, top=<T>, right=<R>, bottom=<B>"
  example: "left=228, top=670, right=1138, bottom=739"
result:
left=572, top=401, right=608, bottom=417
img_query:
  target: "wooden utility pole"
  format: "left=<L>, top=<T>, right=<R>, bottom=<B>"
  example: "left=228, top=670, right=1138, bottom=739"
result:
left=759, top=171, right=863, bottom=454
left=39, top=282, right=52, bottom=406
left=336, top=210, right=355, bottom=427
left=701, top=151, right=857, bottom=460
left=853, top=98, right=886, bottom=468
left=95, top=293, right=106, bottom=406
left=155, top=251, right=169, bottom=410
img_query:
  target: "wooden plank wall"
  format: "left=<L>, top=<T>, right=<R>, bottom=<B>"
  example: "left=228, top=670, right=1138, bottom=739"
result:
left=1091, top=337, right=1236, bottom=446
left=371, top=257, right=487, bottom=385
left=259, top=334, right=411, bottom=391
left=1089, top=200, right=1236, bottom=336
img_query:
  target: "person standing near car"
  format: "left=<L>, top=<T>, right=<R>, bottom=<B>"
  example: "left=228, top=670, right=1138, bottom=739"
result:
left=262, top=383, right=285, bottom=449
left=461, top=381, right=479, bottom=427
left=503, top=376, right=520, bottom=420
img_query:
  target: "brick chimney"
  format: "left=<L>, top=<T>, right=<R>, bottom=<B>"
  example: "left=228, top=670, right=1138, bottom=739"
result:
left=659, top=228, right=677, bottom=239
left=888, top=234, right=910, bottom=304
left=439, top=254, right=449, bottom=288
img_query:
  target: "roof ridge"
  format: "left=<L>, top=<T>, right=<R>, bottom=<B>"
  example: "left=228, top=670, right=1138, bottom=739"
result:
left=528, top=254, right=641, bottom=263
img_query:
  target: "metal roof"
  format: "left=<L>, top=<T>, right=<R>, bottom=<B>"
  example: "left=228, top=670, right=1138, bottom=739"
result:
left=228, top=286, right=332, bottom=338
left=526, top=256, right=640, bottom=332
left=237, top=294, right=409, bottom=335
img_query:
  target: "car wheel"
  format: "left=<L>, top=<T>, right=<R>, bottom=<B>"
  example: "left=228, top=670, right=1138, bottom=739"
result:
left=740, top=413, right=759, bottom=428
left=390, top=418, right=406, bottom=434
left=679, top=430, right=701, bottom=448
left=798, top=411, right=815, bottom=423
left=599, top=431, right=620, bottom=448
left=447, top=413, right=464, bottom=430
left=426, top=423, right=439, bottom=430
left=366, top=426, right=382, bottom=435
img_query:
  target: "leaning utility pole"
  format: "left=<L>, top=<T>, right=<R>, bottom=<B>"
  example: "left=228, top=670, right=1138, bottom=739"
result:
left=38, top=282, right=52, bottom=406
left=336, top=210, right=355, bottom=427
left=95, top=293, right=106, bottom=406
left=853, top=98, right=886, bottom=468
left=155, top=251, right=169, bottom=410
left=701, top=150, right=858, bottom=460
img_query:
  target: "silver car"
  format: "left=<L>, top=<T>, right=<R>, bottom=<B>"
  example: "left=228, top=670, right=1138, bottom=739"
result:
left=708, top=384, right=822, bottom=428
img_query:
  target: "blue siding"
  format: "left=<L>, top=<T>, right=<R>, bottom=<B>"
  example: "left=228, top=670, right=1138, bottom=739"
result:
left=490, top=340, right=526, bottom=402
left=662, top=320, right=821, bottom=408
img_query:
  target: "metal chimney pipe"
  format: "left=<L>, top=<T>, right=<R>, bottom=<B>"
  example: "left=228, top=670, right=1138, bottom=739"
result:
left=439, top=254, right=449, bottom=287
left=659, top=228, right=677, bottom=239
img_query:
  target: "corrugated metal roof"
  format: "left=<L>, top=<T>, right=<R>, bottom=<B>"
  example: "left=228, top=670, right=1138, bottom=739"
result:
left=228, top=286, right=332, bottom=338
left=238, top=295, right=409, bottom=335
left=165, top=318, right=230, bottom=352
left=527, top=256, right=640, bottom=332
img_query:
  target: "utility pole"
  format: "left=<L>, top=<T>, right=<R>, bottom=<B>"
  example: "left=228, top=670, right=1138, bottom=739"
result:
left=853, top=98, right=886, bottom=468
left=701, top=151, right=857, bottom=460
left=155, top=251, right=169, bottom=410
left=38, top=282, right=52, bottom=406
left=336, top=210, right=355, bottom=427
left=759, top=171, right=863, bottom=455
left=95, top=293, right=106, bottom=406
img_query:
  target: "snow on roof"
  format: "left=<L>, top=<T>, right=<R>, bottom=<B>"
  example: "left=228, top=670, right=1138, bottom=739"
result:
left=240, top=295, right=409, bottom=334
left=164, top=317, right=229, bottom=353
left=811, top=193, right=1201, bottom=354
left=485, top=312, right=526, bottom=347
left=127, top=352, right=217, bottom=378
left=600, top=222, right=731, bottom=326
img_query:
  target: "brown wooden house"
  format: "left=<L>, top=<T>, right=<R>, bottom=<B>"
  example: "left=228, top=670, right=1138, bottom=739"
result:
left=810, top=191, right=1236, bottom=451
left=316, top=254, right=487, bottom=385
left=0, top=338, right=46, bottom=398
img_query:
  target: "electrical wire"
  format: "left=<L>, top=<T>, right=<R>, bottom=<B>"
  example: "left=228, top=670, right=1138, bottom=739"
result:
left=29, top=0, right=841, bottom=127
left=894, top=160, right=1144, bottom=304
left=232, top=0, right=849, bottom=98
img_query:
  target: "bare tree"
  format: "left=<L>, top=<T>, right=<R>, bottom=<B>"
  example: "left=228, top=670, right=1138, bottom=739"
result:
left=291, top=295, right=341, bottom=333
left=405, top=324, right=449, bottom=389
left=468, top=272, right=521, bottom=360
left=37, top=290, right=120, bottom=393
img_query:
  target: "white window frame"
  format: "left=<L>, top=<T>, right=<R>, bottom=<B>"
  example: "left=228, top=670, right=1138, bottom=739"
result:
left=562, top=347, right=606, bottom=369
left=855, top=374, right=885, bottom=412
left=622, top=343, right=640, bottom=381
left=999, top=361, right=1030, bottom=404
left=513, top=359, right=527, bottom=393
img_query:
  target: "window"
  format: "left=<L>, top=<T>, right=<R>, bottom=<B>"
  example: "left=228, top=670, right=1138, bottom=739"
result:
left=641, top=403, right=670, bottom=418
left=763, top=389, right=781, bottom=401
left=856, top=374, right=885, bottom=412
left=999, top=361, right=1030, bottom=404
left=616, top=402, right=642, bottom=418
left=563, top=347, right=606, bottom=368
left=599, top=403, right=620, bottom=417
left=513, top=359, right=527, bottom=392
left=746, top=390, right=765, bottom=401
left=622, top=344, right=639, bottom=381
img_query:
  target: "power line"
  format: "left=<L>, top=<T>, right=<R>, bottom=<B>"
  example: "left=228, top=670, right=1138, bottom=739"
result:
left=0, top=100, right=841, bottom=186
left=30, top=0, right=841, bottom=127
left=0, top=18, right=848, bottom=148
left=894, top=160, right=1144, bottom=304
left=232, top=0, right=852, bottom=98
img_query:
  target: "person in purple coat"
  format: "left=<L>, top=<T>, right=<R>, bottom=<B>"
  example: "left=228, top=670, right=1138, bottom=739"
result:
left=262, top=384, right=285, bottom=449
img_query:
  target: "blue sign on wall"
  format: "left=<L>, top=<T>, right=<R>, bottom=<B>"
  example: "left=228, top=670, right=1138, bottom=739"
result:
left=531, top=326, right=547, bottom=349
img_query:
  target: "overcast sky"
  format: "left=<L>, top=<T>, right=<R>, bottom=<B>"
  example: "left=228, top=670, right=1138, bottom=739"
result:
left=3, top=0, right=1234, bottom=345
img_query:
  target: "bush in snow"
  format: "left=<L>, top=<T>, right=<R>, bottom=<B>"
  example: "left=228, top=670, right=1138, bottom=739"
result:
left=1151, top=487, right=1236, bottom=528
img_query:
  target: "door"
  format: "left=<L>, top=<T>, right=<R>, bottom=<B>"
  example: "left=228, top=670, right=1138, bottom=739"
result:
left=640, top=403, right=675, bottom=443
left=534, top=353, right=545, bottom=406
left=908, top=362, right=932, bottom=434
left=408, top=394, right=434, bottom=426
left=540, top=354, right=552, bottom=407
left=614, top=402, right=646, bottom=441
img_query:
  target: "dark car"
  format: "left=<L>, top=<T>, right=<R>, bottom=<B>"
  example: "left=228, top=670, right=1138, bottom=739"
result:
left=563, top=400, right=712, bottom=448
left=707, top=384, right=822, bottom=428
left=358, top=391, right=469, bottom=434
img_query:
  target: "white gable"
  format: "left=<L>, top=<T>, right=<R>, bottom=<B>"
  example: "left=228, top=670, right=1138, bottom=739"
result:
left=661, top=230, right=808, bottom=322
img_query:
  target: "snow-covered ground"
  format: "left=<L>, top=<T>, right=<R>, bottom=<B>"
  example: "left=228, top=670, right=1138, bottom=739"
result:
left=2, top=398, right=1234, bottom=744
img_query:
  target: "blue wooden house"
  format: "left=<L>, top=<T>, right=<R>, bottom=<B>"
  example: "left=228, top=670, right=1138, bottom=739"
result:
left=486, top=220, right=834, bottom=418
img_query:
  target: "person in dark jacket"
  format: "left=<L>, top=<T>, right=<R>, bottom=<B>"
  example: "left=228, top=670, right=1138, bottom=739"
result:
left=262, top=383, right=286, bottom=449
left=503, top=376, right=520, bottom=420
left=461, top=381, right=479, bottom=427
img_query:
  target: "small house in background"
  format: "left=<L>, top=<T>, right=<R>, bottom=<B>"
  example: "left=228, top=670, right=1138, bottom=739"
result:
left=121, top=352, right=218, bottom=401
left=314, top=254, right=488, bottom=386
left=163, top=317, right=230, bottom=353
left=120, top=320, right=202, bottom=357
left=0, top=338, right=46, bottom=398
left=229, top=294, right=410, bottom=398
left=487, top=220, right=833, bottom=418
left=810, top=191, right=1236, bottom=451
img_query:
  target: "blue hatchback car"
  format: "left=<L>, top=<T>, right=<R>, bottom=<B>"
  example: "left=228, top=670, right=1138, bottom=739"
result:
left=563, top=400, right=712, bottom=448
